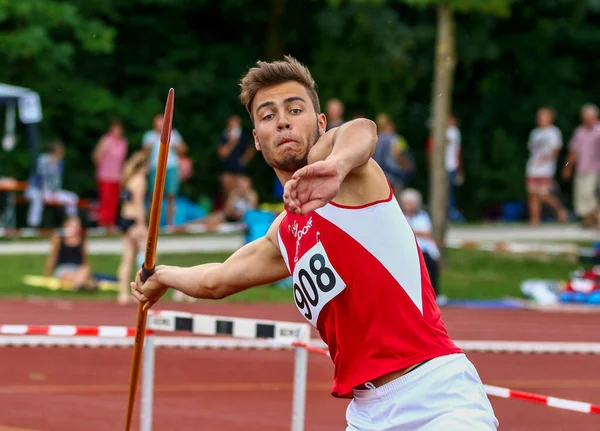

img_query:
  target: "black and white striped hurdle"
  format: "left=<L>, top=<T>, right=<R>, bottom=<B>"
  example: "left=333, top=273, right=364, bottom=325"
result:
left=147, top=310, right=310, bottom=343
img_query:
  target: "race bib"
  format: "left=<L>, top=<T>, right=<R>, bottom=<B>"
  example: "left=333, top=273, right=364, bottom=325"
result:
left=293, top=241, right=346, bottom=327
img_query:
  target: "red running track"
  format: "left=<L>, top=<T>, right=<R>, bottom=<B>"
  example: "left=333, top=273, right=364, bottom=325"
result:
left=0, top=299, right=599, bottom=430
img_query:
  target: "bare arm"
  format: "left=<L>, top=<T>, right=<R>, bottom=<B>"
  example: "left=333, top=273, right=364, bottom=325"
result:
left=92, top=138, right=107, bottom=166
left=309, top=118, right=377, bottom=179
left=563, top=150, right=577, bottom=179
left=81, top=236, right=90, bottom=266
left=132, top=213, right=289, bottom=309
left=240, top=144, right=256, bottom=165
left=131, top=177, right=147, bottom=225
left=217, top=135, right=239, bottom=159
left=286, top=118, right=383, bottom=214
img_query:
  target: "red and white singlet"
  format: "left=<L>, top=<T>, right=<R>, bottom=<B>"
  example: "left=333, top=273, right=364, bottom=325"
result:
left=277, top=185, right=462, bottom=398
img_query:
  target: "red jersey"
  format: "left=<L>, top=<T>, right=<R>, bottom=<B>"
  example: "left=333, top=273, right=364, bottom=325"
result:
left=277, top=185, right=461, bottom=398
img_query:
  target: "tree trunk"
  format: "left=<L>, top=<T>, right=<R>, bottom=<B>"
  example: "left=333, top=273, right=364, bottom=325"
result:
left=429, top=4, right=456, bottom=252
left=265, top=0, right=287, bottom=59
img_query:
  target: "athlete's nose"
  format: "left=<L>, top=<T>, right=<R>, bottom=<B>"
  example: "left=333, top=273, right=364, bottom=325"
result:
left=277, top=114, right=291, bottom=131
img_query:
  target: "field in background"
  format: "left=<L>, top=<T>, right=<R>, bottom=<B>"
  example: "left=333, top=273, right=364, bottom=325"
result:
left=0, top=248, right=579, bottom=302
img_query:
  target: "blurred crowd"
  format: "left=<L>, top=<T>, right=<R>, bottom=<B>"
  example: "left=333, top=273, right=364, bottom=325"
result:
left=9, top=99, right=600, bottom=233
left=3, top=98, right=600, bottom=304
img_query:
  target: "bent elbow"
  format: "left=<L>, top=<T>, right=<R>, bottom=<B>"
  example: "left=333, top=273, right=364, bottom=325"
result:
left=358, top=118, right=378, bottom=157
left=208, top=284, right=228, bottom=300
left=201, top=266, right=229, bottom=300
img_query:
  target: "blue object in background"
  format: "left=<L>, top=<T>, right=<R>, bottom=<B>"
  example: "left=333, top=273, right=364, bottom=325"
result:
left=502, top=201, right=525, bottom=222
left=243, top=209, right=276, bottom=243
left=586, top=291, right=600, bottom=304
left=273, top=176, right=284, bottom=200
left=155, top=196, right=208, bottom=226
left=558, top=292, right=576, bottom=303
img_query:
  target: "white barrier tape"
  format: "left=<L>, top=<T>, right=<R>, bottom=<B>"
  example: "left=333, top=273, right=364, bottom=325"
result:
left=483, top=384, right=600, bottom=415
left=3, top=335, right=600, bottom=355
left=0, top=324, right=140, bottom=337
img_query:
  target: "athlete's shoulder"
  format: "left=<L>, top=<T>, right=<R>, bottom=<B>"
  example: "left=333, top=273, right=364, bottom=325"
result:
left=266, top=210, right=288, bottom=243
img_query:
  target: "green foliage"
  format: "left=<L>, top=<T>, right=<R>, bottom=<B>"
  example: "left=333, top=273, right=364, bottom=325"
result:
left=1, top=0, right=599, bottom=220
left=404, top=0, right=513, bottom=16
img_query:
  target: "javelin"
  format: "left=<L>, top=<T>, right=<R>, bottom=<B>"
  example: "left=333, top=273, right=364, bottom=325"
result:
left=125, top=88, right=174, bottom=430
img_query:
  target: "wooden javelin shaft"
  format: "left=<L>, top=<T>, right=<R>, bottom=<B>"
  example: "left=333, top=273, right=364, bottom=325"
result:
left=125, top=88, right=175, bottom=430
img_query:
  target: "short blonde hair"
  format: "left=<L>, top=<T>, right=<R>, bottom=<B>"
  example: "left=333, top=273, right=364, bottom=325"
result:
left=239, top=55, right=321, bottom=122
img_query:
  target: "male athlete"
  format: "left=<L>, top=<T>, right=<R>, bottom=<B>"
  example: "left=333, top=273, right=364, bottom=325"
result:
left=132, top=56, right=499, bottom=430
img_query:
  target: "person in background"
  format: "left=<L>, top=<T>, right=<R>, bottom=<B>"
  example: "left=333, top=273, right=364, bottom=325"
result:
left=26, top=140, right=79, bottom=227
left=426, top=114, right=465, bottom=222
left=44, top=215, right=95, bottom=291
left=525, top=107, right=568, bottom=225
left=92, top=120, right=128, bottom=229
left=399, top=188, right=447, bottom=306
left=217, top=114, right=255, bottom=201
left=142, top=113, right=187, bottom=226
left=562, top=103, right=600, bottom=228
left=203, top=176, right=259, bottom=231
left=325, top=98, right=345, bottom=131
left=116, top=152, right=148, bottom=305
left=373, top=113, right=415, bottom=198
left=445, top=114, right=465, bottom=223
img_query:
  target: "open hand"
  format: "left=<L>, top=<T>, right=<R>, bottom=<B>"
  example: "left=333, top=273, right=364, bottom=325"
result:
left=130, top=266, right=169, bottom=311
left=283, top=160, right=342, bottom=215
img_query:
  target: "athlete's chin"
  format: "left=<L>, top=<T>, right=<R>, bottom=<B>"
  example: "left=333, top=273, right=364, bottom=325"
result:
left=270, top=157, right=307, bottom=173
left=264, top=150, right=308, bottom=173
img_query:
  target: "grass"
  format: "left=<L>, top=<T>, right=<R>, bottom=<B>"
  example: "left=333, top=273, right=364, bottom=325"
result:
left=0, top=248, right=582, bottom=302
left=441, top=248, right=576, bottom=299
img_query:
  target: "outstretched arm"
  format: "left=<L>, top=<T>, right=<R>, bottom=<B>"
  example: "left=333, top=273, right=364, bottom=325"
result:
left=131, top=213, right=289, bottom=309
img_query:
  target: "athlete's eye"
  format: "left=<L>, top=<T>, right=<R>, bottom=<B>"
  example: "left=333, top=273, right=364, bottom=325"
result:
left=262, top=113, right=275, bottom=121
left=290, top=108, right=302, bottom=115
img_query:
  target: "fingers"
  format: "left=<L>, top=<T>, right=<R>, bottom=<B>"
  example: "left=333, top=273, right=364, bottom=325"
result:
left=292, top=166, right=309, bottom=180
left=283, top=179, right=302, bottom=214
left=130, top=281, right=149, bottom=304
left=298, top=199, right=325, bottom=215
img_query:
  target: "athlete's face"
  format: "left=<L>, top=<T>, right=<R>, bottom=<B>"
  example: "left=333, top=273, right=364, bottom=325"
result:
left=252, top=81, right=326, bottom=173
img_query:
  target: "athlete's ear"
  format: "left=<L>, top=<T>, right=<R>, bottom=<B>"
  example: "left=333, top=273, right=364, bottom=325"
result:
left=317, top=113, right=327, bottom=136
left=252, top=129, right=261, bottom=151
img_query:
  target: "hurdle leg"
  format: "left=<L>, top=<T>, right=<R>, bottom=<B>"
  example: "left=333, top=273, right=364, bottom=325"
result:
left=141, top=335, right=156, bottom=431
left=291, top=345, right=308, bottom=431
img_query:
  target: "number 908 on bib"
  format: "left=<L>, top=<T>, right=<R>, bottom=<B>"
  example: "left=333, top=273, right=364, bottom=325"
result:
left=292, top=242, right=346, bottom=327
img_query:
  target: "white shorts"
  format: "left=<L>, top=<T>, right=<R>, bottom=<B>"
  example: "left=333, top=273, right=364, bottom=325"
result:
left=346, top=353, right=499, bottom=431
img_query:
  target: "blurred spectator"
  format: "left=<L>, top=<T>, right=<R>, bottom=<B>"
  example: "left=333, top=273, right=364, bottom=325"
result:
left=525, top=107, right=568, bottom=225
left=92, top=120, right=128, bottom=228
left=25, top=140, right=79, bottom=227
left=445, top=115, right=465, bottom=222
left=142, top=113, right=187, bottom=226
left=562, top=103, right=600, bottom=228
left=116, top=151, right=148, bottom=305
left=204, top=176, right=258, bottom=231
left=217, top=115, right=255, bottom=200
left=425, top=114, right=465, bottom=222
left=325, top=98, right=344, bottom=131
left=399, top=188, right=446, bottom=306
left=373, top=113, right=415, bottom=197
left=44, top=215, right=95, bottom=291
